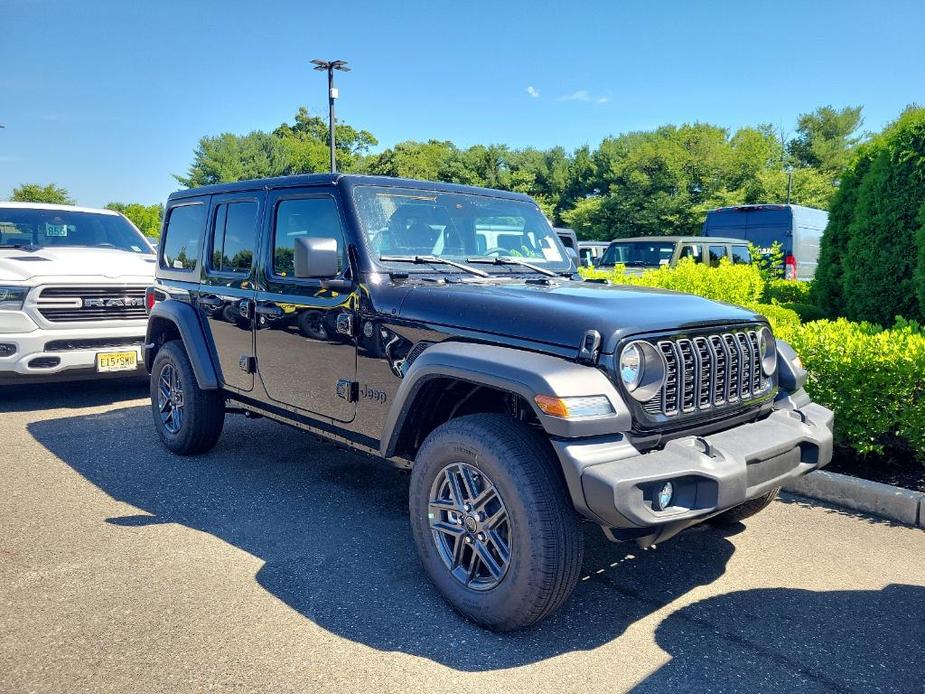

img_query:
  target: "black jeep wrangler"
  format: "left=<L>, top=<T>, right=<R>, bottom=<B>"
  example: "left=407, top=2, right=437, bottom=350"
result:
left=145, top=174, right=833, bottom=631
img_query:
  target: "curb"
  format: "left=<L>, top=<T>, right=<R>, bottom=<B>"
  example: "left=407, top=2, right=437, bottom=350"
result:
left=783, top=470, right=925, bottom=527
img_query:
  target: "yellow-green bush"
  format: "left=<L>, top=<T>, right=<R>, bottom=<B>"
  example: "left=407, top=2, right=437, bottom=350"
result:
left=580, top=258, right=764, bottom=306
left=784, top=318, right=925, bottom=459
left=765, top=279, right=813, bottom=304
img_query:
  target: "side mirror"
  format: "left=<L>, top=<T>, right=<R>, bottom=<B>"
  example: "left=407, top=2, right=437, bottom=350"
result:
left=294, top=236, right=339, bottom=279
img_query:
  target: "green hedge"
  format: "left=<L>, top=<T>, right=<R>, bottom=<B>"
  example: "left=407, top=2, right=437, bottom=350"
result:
left=580, top=260, right=925, bottom=463
left=765, top=279, right=812, bottom=304
left=580, top=258, right=764, bottom=306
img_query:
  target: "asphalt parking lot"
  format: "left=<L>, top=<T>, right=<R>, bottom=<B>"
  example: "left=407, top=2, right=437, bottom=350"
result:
left=2, top=380, right=924, bottom=693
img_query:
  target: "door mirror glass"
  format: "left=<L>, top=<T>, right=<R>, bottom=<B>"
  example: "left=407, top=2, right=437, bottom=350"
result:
left=293, top=236, right=339, bottom=278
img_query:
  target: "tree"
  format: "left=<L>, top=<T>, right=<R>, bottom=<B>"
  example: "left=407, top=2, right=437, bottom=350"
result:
left=364, top=140, right=458, bottom=180
left=176, top=107, right=377, bottom=187
left=788, top=105, right=864, bottom=174
left=106, top=202, right=165, bottom=238
left=826, top=108, right=925, bottom=325
left=9, top=183, right=74, bottom=205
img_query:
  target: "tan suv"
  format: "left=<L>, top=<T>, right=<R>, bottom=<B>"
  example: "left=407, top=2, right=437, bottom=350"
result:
left=597, top=236, right=752, bottom=274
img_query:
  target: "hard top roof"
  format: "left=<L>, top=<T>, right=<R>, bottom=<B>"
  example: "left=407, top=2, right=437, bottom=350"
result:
left=167, top=174, right=537, bottom=203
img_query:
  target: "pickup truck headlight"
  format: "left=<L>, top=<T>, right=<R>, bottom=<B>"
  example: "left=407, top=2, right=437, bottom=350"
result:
left=618, top=340, right=666, bottom=401
left=758, top=326, right=777, bottom=376
left=0, top=286, right=27, bottom=311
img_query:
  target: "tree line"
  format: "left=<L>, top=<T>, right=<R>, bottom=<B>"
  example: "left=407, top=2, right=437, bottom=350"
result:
left=8, top=104, right=863, bottom=241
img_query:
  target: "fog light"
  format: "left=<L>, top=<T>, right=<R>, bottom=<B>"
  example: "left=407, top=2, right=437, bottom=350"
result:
left=0, top=343, right=15, bottom=357
left=653, top=481, right=674, bottom=511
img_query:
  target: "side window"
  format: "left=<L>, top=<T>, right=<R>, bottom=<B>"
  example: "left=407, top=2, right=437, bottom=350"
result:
left=161, top=204, right=206, bottom=271
left=273, top=197, right=347, bottom=278
left=731, top=245, right=751, bottom=265
left=709, top=245, right=728, bottom=267
left=678, top=244, right=703, bottom=262
left=210, top=201, right=258, bottom=274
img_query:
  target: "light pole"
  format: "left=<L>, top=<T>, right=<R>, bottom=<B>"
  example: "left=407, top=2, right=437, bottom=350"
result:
left=311, top=59, right=350, bottom=173
left=786, top=165, right=794, bottom=205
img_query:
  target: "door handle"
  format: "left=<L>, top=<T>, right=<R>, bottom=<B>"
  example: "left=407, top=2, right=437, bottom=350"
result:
left=255, top=303, right=284, bottom=318
left=199, top=295, right=223, bottom=308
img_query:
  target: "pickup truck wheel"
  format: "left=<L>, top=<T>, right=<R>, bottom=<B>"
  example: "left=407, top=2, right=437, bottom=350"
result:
left=711, top=486, right=781, bottom=525
left=409, top=413, right=583, bottom=631
left=150, top=340, right=225, bottom=455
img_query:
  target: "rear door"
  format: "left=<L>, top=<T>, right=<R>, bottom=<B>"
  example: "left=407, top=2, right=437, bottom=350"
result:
left=197, top=192, right=263, bottom=392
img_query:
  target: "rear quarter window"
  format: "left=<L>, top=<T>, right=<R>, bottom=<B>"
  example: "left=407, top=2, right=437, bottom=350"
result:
left=161, top=203, right=206, bottom=271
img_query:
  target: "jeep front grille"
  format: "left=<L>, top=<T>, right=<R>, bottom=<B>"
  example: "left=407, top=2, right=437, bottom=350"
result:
left=37, top=286, right=148, bottom=322
left=643, top=329, right=771, bottom=418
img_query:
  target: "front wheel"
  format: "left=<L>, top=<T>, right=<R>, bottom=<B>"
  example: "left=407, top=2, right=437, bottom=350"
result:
left=150, top=340, right=225, bottom=455
left=409, top=414, right=583, bottom=631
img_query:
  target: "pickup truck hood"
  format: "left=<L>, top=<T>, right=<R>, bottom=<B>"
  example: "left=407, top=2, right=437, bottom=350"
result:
left=395, top=279, right=763, bottom=352
left=0, top=247, right=157, bottom=282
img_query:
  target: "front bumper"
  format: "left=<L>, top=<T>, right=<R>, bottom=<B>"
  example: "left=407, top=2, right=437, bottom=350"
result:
left=553, top=401, right=834, bottom=535
left=0, top=324, right=146, bottom=383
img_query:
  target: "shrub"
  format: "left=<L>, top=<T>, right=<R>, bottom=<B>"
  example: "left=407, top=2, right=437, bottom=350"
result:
left=785, top=318, right=925, bottom=459
left=781, top=301, right=828, bottom=323
left=581, top=257, right=765, bottom=307
left=765, top=279, right=812, bottom=304
left=748, top=241, right=785, bottom=284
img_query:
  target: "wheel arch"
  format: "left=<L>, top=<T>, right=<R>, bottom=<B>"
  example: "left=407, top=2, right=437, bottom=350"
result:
left=144, top=300, right=220, bottom=390
left=380, top=342, right=631, bottom=459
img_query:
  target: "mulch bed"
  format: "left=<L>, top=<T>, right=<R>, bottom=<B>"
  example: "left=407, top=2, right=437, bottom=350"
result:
left=826, top=445, right=925, bottom=493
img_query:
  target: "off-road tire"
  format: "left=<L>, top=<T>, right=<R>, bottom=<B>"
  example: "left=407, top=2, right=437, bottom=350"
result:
left=711, top=486, right=781, bottom=525
left=409, top=413, right=584, bottom=631
left=150, top=340, right=225, bottom=455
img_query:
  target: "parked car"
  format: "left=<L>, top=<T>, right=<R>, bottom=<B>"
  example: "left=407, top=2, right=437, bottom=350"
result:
left=702, top=204, right=828, bottom=280
left=0, top=202, right=155, bottom=384
left=578, top=241, right=610, bottom=267
left=596, top=236, right=753, bottom=274
left=145, top=174, right=833, bottom=631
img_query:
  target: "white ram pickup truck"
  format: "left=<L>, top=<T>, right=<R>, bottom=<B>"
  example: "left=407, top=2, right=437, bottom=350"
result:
left=0, top=202, right=156, bottom=384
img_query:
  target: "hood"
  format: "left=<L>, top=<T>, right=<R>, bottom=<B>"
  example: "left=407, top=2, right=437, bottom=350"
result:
left=395, top=279, right=763, bottom=352
left=0, top=247, right=157, bottom=282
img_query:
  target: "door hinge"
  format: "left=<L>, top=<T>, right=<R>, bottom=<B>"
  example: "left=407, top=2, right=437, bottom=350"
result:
left=336, top=313, right=355, bottom=336
left=239, top=355, right=257, bottom=374
left=336, top=378, right=359, bottom=402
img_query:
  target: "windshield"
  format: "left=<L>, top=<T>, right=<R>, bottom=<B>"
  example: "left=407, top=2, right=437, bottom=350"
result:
left=0, top=207, right=154, bottom=254
left=352, top=186, right=569, bottom=272
left=600, top=241, right=676, bottom=267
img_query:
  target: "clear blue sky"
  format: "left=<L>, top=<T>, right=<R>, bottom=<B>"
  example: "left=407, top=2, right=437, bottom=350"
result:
left=2, top=0, right=923, bottom=208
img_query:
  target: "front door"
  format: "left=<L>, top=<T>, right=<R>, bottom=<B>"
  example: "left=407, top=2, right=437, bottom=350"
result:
left=197, top=192, right=262, bottom=392
left=254, top=188, right=358, bottom=423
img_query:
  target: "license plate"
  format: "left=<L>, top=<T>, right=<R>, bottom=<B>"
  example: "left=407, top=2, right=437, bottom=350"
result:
left=96, top=350, right=138, bottom=372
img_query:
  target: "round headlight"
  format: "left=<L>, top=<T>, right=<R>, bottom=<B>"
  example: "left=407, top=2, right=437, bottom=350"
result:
left=618, top=341, right=667, bottom=401
left=758, top=326, right=777, bottom=376
left=619, top=343, right=643, bottom=391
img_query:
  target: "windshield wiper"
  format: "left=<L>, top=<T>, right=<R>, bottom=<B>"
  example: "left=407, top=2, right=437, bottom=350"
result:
left=379, top=255, right=489, bottom=278
left=467, top=255, right=558, bottom=277
left=0, top=242, right=39, bottom=251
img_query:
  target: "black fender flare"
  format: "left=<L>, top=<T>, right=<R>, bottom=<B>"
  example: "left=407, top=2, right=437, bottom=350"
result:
left=380, top=342, right=631, bottom=458
left=145, top=301, right=220, bottom=390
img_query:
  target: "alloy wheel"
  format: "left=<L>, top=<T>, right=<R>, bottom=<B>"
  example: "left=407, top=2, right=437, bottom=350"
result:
left=428, top=462, right=511, bottom=591
left=157, top=362, right=184, bottom=435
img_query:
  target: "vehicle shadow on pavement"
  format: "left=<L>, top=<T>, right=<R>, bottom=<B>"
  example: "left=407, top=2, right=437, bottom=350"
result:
left=26, top=403, right=810, bottom=672
left=0, top=377, right=148, bottom=413
left=633, top=583, right=925, bottom=692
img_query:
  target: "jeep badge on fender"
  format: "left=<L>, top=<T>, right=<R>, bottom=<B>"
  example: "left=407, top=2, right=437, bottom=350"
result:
left=144, top=174, right=833, bottom=631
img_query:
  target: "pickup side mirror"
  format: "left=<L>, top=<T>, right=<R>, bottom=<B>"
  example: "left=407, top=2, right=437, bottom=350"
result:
left=294, top=236, right=339, bottom=279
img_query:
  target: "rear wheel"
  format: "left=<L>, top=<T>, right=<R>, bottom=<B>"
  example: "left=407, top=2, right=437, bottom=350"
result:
left=409, top=413, right=583, bottom=631
left=150, top=340, right=225, bottom=455
left=711, top=487, right=781, bottom=525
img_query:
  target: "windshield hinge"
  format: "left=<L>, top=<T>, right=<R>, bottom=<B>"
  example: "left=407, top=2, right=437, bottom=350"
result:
left=577, top=329, right=602, bottom=365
